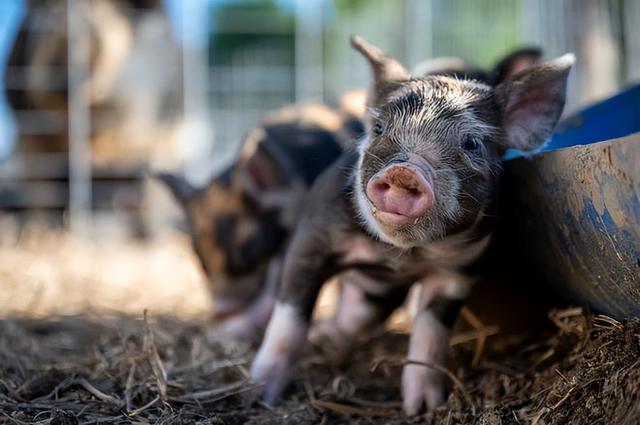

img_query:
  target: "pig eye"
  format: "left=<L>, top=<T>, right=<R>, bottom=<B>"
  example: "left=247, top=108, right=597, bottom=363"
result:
left=372, top=122, right=384, bottom=136
left=462, top=136, right=482, bottom=151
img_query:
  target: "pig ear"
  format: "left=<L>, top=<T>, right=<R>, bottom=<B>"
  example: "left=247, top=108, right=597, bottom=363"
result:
left=239, top=138, right=285, bottom=193
left=155, top=172, right=195, bottom=204
left=351, top=35, right=410, bottom=106
left=495, top=54, right=574, bottom=151
left=241, top=143, right=298, bottom=210
left=489, top=47, right=542, bottom=86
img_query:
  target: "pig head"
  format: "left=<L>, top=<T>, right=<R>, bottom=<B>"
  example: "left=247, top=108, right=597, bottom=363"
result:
left=352, top=35, right=571, bottom=249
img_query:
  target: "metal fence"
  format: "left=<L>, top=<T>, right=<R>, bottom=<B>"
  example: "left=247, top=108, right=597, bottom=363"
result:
left=1, top=0, right=638, bottom=237
left=1, top=0, right=182, bottom=237
left=194, top=0, right=640, bottom=177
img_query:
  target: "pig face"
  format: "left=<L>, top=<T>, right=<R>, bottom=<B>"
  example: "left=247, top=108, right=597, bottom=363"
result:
left=355, top=78, right=502, bottom=248
left=351, top=36, right=573, bottom=249
left=189, top=175, right=287, bottom=319
left=157, top=141, right=290, bottom=319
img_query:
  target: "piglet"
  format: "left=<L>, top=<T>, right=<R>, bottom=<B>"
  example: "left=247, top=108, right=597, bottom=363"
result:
left=158, top=102, right=363, bottom=338
left=250, top=35, right=573, bottom=415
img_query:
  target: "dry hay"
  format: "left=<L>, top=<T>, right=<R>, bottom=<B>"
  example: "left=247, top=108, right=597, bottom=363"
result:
left=0, top=308, right=638, bottom=424
left=1, top=230, right=639, bottom=424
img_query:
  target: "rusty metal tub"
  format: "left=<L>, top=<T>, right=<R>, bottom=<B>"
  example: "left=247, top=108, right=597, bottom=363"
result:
left=497, top=85, right=640, bottom=319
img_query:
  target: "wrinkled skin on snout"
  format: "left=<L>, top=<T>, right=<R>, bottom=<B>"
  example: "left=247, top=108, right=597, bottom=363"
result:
left=250, top=35, right=573, bottom=416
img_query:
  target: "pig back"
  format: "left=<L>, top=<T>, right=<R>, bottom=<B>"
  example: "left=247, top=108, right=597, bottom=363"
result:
left=255, top=103, right=364, bottom=188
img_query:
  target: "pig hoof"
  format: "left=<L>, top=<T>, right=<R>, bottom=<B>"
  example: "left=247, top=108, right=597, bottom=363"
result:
left=401, top=364, right=446, bottom=415
left=250, top=346, right=292, bottom=404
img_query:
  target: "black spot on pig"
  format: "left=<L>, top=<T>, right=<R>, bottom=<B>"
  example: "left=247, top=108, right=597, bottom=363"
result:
left=214, top=214, right=238, bottom=256
left=488, top=47, right=543, bottom=86
left=215, top=211, right=287, bottom=277
left=263, top=125, right=344, bottom=186
left=390, top=91, right=423, bottom=114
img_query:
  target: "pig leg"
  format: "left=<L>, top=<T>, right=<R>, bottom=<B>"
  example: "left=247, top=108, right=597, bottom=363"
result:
left=310, top=273, right=408, bottom=357
left=221, top=256, right=283, bottom=340
left=250, top=234, right=336, bottom=403
left=402, top=272, right=472, bottom=415
left=250, top=301, right=311, bottom=403
left=219, top=290, right=276, bottom=340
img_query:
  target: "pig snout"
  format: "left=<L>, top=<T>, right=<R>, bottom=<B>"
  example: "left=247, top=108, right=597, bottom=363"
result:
left=365, top=164, right=434, bottom=226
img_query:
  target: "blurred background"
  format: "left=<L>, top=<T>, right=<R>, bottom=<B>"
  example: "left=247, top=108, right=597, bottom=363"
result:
left=0, top=0, right=639, bottom=239
left=0, top=0, right=638, bottom=317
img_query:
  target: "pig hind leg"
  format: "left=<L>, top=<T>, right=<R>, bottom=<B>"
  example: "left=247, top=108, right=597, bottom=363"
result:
left=220, top=256, right=283, bottom=340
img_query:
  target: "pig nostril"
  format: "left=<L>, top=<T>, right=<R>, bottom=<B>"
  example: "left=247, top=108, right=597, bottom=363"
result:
left=366, top=166, right=433, bottom=220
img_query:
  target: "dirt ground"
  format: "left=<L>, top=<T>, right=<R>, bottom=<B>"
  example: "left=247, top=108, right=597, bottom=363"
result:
left=0, top=227, right=209, bottom=319
left=1, top=231, right=639, bottom=424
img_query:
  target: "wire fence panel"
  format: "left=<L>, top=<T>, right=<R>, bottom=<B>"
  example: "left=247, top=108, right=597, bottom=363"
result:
left=1, top=0, right=182, bottom=237
left=1, top=0, right=637, bottom=237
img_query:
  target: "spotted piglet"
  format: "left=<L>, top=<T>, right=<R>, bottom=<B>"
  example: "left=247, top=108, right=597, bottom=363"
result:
left=158, top=102, right=363, bottom=338
left=250, top=36, right=573, bottom=414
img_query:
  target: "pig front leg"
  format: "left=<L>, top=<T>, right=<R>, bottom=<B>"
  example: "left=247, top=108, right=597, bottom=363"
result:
left=250, top=239, right=335, bottom=403
left=310, top=273, right=408, bottom=358
left=220, top=289, right=276, bottom=340
left=221, top=256, right=283, bottom=340
left=402, top=272, right=471, bottom=415
left=250, top=301, right=311, bottom=402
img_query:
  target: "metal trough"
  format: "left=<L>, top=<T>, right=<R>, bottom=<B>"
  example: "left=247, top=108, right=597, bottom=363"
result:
left=497, top=85, right=640, bottom=319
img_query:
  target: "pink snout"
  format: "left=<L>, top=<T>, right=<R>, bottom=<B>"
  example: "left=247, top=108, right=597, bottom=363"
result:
left=365, top=164, right=434, bottom=226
